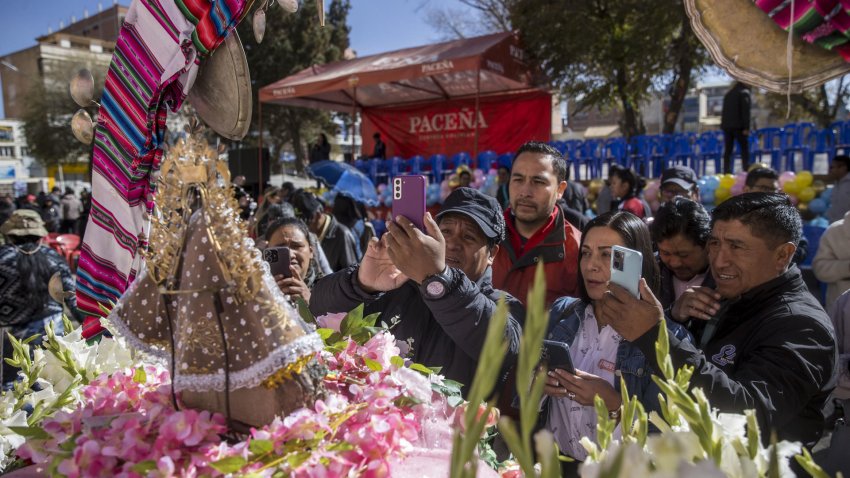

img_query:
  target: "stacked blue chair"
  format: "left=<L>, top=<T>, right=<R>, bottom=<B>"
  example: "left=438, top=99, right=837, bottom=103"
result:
left=628, top=136, right=653, bottom=177
left=603, top=137, right=628, bottom=172
left=354, top=159, right=370, bottom=177
left=497, top=153, right=514, bottom=170
left=477, top=150, right=498, bottom=172
left=367, top=157, right=389, bottom=185
left=831, top=120, right=850, bottom=156
left=809, top=126, right=835, bottom=164
left=388, top=156, right=409, bottom=180
left=428, top=154, right=447, bottom=183
left=751, top=127, right=783, bottom=170
left=779, top=122, right=816, bottom=172
left=574, top=139, right=604, bottom=180
left=407, top=155, right=426, bottom=175
left=668, top=133, right=697, bottom=171
left=695, top=131, right=723, bottom=176
left=648, top=135, right=674, bottom=177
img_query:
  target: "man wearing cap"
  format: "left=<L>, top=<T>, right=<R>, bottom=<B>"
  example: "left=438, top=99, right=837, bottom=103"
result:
left=493, top=141, right=581, bottom=307
left=310, top=187, right=524, bottom=394
left=659, top=165, right=700, bottom=203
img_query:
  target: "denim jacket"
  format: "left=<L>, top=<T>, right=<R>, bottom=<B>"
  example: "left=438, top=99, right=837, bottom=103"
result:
left=543, top=297, right=691, bottom=417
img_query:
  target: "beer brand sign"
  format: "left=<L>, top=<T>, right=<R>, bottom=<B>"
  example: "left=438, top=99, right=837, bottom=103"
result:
left=361, top=91, right=550, bottom=158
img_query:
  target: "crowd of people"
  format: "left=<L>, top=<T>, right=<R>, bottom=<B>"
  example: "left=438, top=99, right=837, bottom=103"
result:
left=1, top=140, right=849, bottom=474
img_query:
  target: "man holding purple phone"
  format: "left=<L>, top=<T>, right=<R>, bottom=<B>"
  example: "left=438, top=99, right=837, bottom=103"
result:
left=310, top=188, right=525, bottom=395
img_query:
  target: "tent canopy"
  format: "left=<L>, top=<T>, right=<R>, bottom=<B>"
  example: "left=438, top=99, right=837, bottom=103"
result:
left=258, top=31, right=542, bottom=111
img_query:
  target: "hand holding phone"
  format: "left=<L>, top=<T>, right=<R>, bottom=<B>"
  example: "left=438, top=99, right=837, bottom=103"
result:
left=541, top=339, right=576, bottom=375
left=391, top=175, right=427, bottom=231
left=610, top=245, right=642, bottom=298
left=263, top=246, right=292, bottom=278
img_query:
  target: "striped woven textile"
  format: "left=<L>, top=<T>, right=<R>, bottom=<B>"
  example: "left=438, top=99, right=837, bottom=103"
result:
left=77, top=0, right=250, bottom=331
left=754, top=0, right=850, bottom=61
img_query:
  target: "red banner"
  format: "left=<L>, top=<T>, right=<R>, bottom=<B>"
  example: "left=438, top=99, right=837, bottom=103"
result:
left=360, top=91, right=551, bottom=159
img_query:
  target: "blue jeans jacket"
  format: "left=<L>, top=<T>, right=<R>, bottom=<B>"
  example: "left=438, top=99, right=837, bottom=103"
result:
left=544, top=297, right=691, bottom=418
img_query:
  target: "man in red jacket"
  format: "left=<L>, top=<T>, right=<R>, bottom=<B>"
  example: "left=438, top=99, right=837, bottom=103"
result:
left=493, top=141, right=581, bottom=306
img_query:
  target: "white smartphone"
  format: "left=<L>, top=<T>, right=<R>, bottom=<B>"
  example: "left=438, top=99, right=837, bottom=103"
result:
left=610, top=245, right=642, bottom=298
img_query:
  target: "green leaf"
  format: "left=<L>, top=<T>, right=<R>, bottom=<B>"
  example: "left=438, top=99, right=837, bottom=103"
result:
left=210, top=456, right=248, bottom=474
left=131, top=460, right=158, bottom=474
left=8, top=426, right=50, bottom=440
left=447, top=395, right=465, bottom=408
left=296, top=297, right=315, bottom=324
left=286, top=451, right=312, bottom=469
left=316, top=328, right=335, bottom=341
left=410, top=363, right=433, bottom=375
left=249, top=439, right=275, bottom=456
left=393, top=396, right=424, bottom=408
left=327, top=442, right=355, bottom=452
left=340, top=304, right=365, bottom=336
left=390, top=356, right=405, bottom=369
left=362, top=357, right=383, bottom=372
left=133, top=368, right=147, bottom=384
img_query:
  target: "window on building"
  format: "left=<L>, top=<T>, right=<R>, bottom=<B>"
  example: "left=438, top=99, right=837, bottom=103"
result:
left=0, top=146, right=14, bottom=157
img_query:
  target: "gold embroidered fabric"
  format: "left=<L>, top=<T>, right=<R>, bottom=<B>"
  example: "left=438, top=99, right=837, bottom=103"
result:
left=107, top=131, right=324, bottom=426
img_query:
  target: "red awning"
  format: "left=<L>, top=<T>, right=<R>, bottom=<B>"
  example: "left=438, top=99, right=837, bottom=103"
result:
left=258, top=31, right=543, bottom=111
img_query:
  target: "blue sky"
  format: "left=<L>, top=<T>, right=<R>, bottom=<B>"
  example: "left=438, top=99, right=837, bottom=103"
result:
left=0, top=0, right=462, bottom=117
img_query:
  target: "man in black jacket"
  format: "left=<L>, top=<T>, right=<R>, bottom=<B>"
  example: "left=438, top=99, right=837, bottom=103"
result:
left=292, top=190, right=358, bottom=272
left=310, top=188, right=524, bottom=395
left=599, top=193, right=837, bottom=448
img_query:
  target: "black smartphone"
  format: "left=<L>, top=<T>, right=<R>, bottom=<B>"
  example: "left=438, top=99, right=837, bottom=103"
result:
left=541, top=339, right=576, bottom=375
left=263, top=246, right=292, bottom=278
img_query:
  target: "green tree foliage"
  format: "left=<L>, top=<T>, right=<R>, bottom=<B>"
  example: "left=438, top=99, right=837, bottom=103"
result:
left=22, top=66, right=103, bottom=169
left=510, top=0, right=707, bottom=138
left=237, top=0, right=351, bottom=172
left=760, top=77, right=850, bottom=128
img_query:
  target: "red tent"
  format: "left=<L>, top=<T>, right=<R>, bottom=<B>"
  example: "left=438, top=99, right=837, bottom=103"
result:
left=259, top=31, right=551, bottom=160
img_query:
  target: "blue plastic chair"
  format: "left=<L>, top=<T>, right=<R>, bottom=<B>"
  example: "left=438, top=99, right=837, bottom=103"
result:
left=627, top=135, right=653, bottom=177
left=353, top=159, right=370, bottom=176
left=751, top=127, right=783, bottom=170
left=407, top=155, right=425, bottom=175
left=428, top=154, right=447, bottom=183
left=779, top=122, right=815, bottom=172
left=694, top=131, right=723, bottom=176
left=388, top=156, right=408, bottom=179
left=603, top=137, right=628, bottom=172
left=367, top=158, right=389, bottom=185
left=575, top=139, right=604, bottom=180
left=801, top=224, right=826, bottom=268
left=831, top=120, right=850, bottom=156
left=477, top=150, right=498, bottom=171
left=496, top=153, right=514, bottom=170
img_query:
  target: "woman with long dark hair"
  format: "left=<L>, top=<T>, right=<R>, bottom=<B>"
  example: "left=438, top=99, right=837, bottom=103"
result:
left=540, top=211, right=689, bottom=468
left=264, top=217, right=326, bottom=305
left=0, top=210, right=82, bottom=384
left=608, top=165, right=650, bottom=219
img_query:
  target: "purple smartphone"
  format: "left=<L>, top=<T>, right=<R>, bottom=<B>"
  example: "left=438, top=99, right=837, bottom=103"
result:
left=391, top=175, right=427, bottom=231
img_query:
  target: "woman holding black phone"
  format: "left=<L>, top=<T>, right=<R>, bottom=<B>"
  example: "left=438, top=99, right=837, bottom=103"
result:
left=541, top=211, right=689, bottom=469
left=264, top=218, right=325, bottom=305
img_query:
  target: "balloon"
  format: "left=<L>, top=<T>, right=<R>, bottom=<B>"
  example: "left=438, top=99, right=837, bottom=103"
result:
left=704, top=176, right=720, bottom=191
left=488, top=168, right=498, bottom=176
left=809, top=198, right=827, bottom=214
left=796, top=170, right=814, bottom=187
left=719, top=175, right=735, bottom=190
left=473, top=168, right=485, bottom=180
left=701, top=190, right=715, bottom=204
left=798, top=187, right=816, bottom=203
left=812, top=179, right=826, bottom=195
left=377, top=183, right=387, bottom=194
left=821, top=186, right=833, bottom=204
left=734, top=172, right=748, bottom=187
left=810, top=216, right=829, bottom=227
left=715, top=187, right=731, bottom=204
left=588, top=179, right=604, bottom=196
left=787, top=194, right=799, bottom=206
left=779, top=171, right=796, bottom=186
left=797, top=201, right=809, bottom=213
left=383, top=196, right=393, bottom=207
left=782, top=180, right=802, bottom=195
left=730, top=184, right=744, bottom=196
left=748, top=162, right=770, bottom=172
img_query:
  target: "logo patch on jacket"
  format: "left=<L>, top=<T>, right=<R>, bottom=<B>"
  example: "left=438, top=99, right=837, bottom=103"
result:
left=712, top=344, right=736, bottom=366
left=598, top=359, right=615, bottom=373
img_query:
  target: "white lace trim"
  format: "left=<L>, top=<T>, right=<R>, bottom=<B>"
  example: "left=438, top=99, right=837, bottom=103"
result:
left=107, top=258, right=325, bottom=392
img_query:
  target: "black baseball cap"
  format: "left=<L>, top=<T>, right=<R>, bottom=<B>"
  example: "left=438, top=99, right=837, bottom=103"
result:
left=660, top=165, right=698, bottom=191
left=436, top=187, right=505, bottom=242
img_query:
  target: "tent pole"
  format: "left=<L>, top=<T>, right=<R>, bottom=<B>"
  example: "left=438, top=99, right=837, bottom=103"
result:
left=258, top=93, right=264, bottom=197
left=473, top=67, right=481, bottom=162
left=351, top=86, right=357, bottom=163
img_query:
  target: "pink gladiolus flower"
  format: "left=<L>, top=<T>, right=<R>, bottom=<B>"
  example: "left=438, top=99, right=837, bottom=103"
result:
left=315, top=312, right=346, bottom=332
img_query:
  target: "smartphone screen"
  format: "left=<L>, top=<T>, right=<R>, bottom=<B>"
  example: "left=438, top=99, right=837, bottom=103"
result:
left=391, top=175, right=427, bottom=231
left=263, top=246, right=292, bottom=278
left=610, top=245, right=642, bottom=298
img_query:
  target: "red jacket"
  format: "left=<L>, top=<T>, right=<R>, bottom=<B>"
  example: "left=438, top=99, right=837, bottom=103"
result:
left=493, top=206, right=582, bottom=307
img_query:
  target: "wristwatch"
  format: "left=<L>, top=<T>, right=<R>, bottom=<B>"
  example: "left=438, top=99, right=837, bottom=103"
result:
left=421, top=267, right=452, bottom=300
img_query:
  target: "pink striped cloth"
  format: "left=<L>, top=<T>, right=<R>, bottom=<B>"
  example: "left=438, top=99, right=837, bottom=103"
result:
left=754, top=0, right=850, bottom=61
left=77, top=0, right=249, bottom=336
